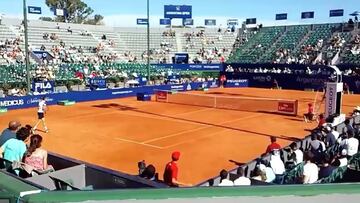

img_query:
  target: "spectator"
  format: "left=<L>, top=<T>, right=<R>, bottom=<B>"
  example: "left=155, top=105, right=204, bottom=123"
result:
left=218, top=169, right=234, bottom=186
left=309, top=134, right=323, bottom=154
left=259, top=160, right=276, bottom=183
left=251, top=167, right=266, bottom=181
left=287, top=142, right=304, bottom=166
left=302, top=152, right=318, bottom=184
left=269, top=150, right=285, bottom=183
left=67, top=26, right=73, bottom=34
left=334, top=149, right=348, bottom=167
left=318, top=155, right=337, bottom=179
left=325, top=125, right=339, bottom=147
left=343, top=119, right=355, bottom=135
left=345, top=130, right=359, bottom=157
left=0, top=127, right=30, bottom=163
left=23, top=134, right=53, bottom=173
left=101, top=34, right=107, bottom=40
left=163, top=151, right=191, bottom=187
left=233, top=167, right=251, bottom=186
left=56, top=23, right=60, bottom=29
left=317, top=114, right=326, bottom=128
left=0, top=121, right=21, bottom=146
left=139, top=164, right=157, bottom=181
left=265, top=136, right=281, bottom=153
left=40, top=44, right=46, bottom=51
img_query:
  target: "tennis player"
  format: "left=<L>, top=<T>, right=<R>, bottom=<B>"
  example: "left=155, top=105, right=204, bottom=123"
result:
left=33, top=97, right=49, bottom=133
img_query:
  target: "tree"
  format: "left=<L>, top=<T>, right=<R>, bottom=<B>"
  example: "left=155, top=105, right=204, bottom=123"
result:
left=43, top=0, right=103, bottom=25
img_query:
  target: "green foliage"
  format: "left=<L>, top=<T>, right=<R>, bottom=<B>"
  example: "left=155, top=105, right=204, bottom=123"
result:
left=44, top=0, right=103, bottom=25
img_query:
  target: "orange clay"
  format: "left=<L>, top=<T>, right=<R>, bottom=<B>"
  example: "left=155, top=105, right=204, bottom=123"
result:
left=0, top=88, right=359, bottom=184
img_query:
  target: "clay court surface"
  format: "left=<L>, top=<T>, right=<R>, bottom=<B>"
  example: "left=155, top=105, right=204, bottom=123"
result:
left=1, top=88, right=359, bottom=184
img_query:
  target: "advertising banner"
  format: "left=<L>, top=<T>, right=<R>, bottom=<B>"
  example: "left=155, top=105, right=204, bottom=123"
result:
left=164, top=5, right=192, bottom=19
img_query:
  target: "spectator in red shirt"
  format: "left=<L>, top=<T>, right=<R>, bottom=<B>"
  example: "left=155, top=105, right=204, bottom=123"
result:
left=317, top=114, right=326, bottom=128
left=163, top=151, right=191, bottom=187
left=219, top=75, right=226, bottom=88
left=265, top=136, right=281, bottom=154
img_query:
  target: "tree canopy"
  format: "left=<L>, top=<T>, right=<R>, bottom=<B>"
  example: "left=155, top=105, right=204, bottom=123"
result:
left=41, top=0, right=103, bottom=25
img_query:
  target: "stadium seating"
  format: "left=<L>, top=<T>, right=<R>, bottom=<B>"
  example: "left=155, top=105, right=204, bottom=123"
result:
left=228, top=26, right=285, bottom=63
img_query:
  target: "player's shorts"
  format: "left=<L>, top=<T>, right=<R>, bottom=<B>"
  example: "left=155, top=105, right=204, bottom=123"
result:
left=38, top=112, right=44, bottom=119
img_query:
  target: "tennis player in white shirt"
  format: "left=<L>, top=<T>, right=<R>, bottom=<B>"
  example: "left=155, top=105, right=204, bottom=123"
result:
left=33, top=97, right=49, bottom=133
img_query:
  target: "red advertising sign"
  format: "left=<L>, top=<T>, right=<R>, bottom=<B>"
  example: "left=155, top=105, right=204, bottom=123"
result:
left=156, top=91, right=168, bottom=101
left=278, top=102, right=295, bottom=113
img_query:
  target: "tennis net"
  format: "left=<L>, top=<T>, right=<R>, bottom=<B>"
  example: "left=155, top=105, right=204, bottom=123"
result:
left=155, top=90, right=298, bottom=116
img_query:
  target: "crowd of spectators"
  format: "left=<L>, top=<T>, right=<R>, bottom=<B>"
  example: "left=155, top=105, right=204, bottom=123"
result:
left=216, top=118, right=360, bottom=186
left=0, top=120, right=54, bottom=177
left=162, top=30, right=175, bottom=37
left=350, top=34, right=360, bottom=55
left=0, top=37, right=24, bottom=64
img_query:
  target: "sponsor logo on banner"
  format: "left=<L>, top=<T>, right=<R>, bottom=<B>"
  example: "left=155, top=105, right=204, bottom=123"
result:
left=0, top=99, right=24, bottom=107
left=26, top=97, right=54, bottom=105
left=111, top=90, right=133, bottom=95
left=296, top=77, right=327, bottom=85
left=278, top=102, right=295, bottom=113
left=253, top=76, right=272, bottom=82
left=33, top=81, right=54, bottom=93
left=156, top=91, right=167, bottom=101
left=325, top=83, right=337, bottom=117
left=171, top=85, right=184, bottom=90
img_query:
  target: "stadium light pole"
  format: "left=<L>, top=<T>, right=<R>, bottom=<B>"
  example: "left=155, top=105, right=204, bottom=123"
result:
left=146, top=0, right=150, bottom=84
left=23, top=0, right=31, bottom=95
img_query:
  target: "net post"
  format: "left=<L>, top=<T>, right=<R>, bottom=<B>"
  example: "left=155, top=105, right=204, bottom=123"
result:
left=214, top=96, right=217, bottom=108
left=294, top=100, right=299, bottom=116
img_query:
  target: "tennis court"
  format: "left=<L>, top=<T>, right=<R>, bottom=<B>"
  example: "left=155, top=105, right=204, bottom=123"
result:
left=1, top=87, right=359, bottom=184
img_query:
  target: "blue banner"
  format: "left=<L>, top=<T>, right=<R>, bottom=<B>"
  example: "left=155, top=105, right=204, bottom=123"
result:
left=0, top=82, right=218, bottom=110
left=32, top=81, right=55, bottom=93
left=164, top=5, right=192, bottom=19
left=89, top=78, right=106, bottom=89
left=28, top=6, right=42, bottom=14
left=160, top=18, right=171, bottom=25
left=205, top=19, right=216, bottom=26
left=276, top=13, right=287, bottom=20
left=183, top=18, right=194, bottom=26
left=227, top=19, right=238, bottom=26
left=301, top=11, right=314, bottom=19
left=32, top=50, right=53, bottom=61
left=224, top=79, right=249, bottom=88
left=246, top=18, right=257, bottom=24
left=330, top=9, right=344, bottom=17
left=137, top=18, right=149, bottom=25
left=153, top=63, right=223, bottom=71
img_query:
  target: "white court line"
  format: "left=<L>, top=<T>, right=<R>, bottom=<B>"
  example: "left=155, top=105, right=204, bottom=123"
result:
left=142, top=113, right=261, bottom=144
left=172, top=108, right=211, bottom=117
left=163, top=128, right=232, bottom=149
left=113, top=137, right=164, bottom=149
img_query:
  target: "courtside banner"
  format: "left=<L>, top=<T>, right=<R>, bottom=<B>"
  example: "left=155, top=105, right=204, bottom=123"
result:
left=0, top=82, right=219, bottom=110
left=153, top=63, right=223, bottom=71
left=224, top=79, right=249, bottom=87
left=278, top=101, right=298, bottom=115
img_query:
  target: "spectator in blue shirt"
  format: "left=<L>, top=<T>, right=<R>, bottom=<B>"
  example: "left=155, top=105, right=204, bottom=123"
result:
left=0, top=121, right=21, bottom=146
left=0, top=127, right=30, bottom=162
